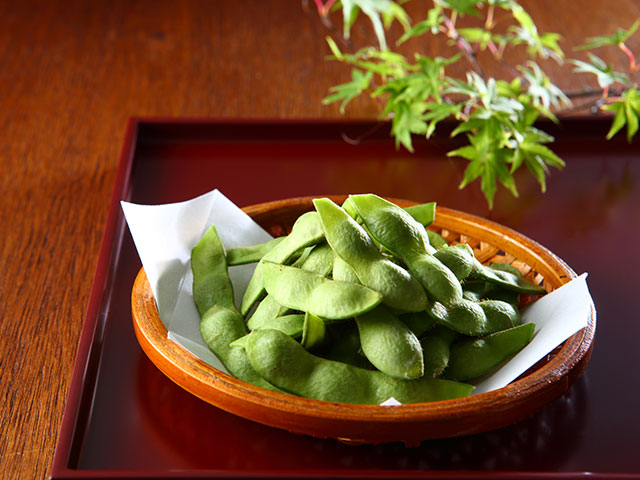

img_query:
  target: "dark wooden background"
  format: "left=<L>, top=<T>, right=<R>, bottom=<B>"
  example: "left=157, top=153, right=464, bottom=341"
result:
left=1, top=1, right=638, bottom=477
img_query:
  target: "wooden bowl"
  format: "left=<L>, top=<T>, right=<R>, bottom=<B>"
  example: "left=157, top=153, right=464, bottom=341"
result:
left=131, top=196, right=595, bottom=445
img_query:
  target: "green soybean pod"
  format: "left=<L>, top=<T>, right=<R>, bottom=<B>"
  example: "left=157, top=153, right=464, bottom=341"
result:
left=200, top=305, right=280, bottom=391
left=245, top=329, right=474, bottom=404
left=319, top=322, right=374, bottom=370
left=420, top=325, right=458, bottom=378
left=226, top=236, right=285, bottom=266
left=254, top=313, right=306, bottom=337
left=399, top=311, right=436, bottom=338
left=240, top=211, right=325, bottom=315
left=294, top=243, right=334, bottom=277
left=332, top=254, right=360, bottom=283
left=404, top=202, right=436, bottom=228
left=232, top=313, right=306, bottom=349
left=301, top=312, right=327, bottom=350
left=433, top=243, right=475, bottom=281
left=426, top=230, right=449, bottom=250
left=246, top=295, right=290, bottom=331
left=247, top=243, right=334, bottom=330
left=191, top=224, right=237, bottom=316
left=462, top=279, right=521, bottom=309
left=349, top=194, right=463, bottom=306
left=313, top=197, right=428, bottom=312
left=355, top=306, right=424, bottom=379
left=261, top=262, right=383, bottom=320
left=444, top=323, right=536, bottom=381
left=480, top=299, right=522, bottom=333
left=469, top=258, right=547, bottom=295
left=426, top=297, right=487, bottom=336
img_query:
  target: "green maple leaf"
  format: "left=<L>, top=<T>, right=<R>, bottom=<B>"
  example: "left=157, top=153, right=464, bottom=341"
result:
left=601, top=88, right=640, bottom=142
left=323, top=69, right=374, bottom=113
left=570, top=53, right=629, bottom=89
left=577, top=20, right=639, bottom=49
left=448, top=119, right=518, bottom=208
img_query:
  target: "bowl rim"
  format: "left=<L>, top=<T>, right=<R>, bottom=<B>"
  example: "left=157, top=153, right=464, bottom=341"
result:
left=131, top=196, right=596, bottom=440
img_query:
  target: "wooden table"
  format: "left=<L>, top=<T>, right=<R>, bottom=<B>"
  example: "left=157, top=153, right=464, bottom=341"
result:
left=1, top=1, right=638, bottom=478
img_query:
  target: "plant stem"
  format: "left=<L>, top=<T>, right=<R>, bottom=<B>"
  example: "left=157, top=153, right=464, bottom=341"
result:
left=441, top=12, right=486, bottom=78
left=619, top=42, right=637, bottom=72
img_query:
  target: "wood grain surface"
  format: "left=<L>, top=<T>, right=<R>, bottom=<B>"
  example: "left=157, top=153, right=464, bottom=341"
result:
left=0, top=1, right=637, bottom=478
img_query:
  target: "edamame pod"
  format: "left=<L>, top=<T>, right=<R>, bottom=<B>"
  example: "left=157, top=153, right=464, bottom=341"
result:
left=469, top=258, right=546, bottom=295
left=349, top=194, right=463, bottom=305
left=191, top=224, right=237, bottom=316
left=319, top=322, right=374, bottom=370
left=462, top=280, right=520, bottom=308
left=246, top=329, right=474, bottom=404
left=420, top=325, right=458, bottom=378
left=480, top=299, right=522, bottom=333
left=233, top=313, right=306, bottom=348
left=247, top=243, right=334, bottom=330
left=261, top=262, right=383, bottom=320
left=426, top=297, right=487, bottom=336
left=426, top=230, right=449, bottom=250
left=241, top=211, right=325, bottom=315
left=332, top=254, right=360, bottom=283
left=200, top=305, right=280, bottom=391
left=433, top=244, right=475, bottom=281
left=404, top=202, right=436, bottom=227
left=247, top=295, right=290, bottom=331
left=301, top=312, right=326, bottom=350
left=346, top=198, right=436, bottom=228
left=314, top=197, right=428, bottom=312
left=356, top=306, right=424, bottom=379
left=226, top=237, right=285, bottom=266
left=444, top=323, right=536, bottom=381
left=399, top=311, right=436, bottom=338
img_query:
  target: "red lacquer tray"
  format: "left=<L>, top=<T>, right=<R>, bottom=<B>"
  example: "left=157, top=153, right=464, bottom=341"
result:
left=51, top=118, right=640, bottom=478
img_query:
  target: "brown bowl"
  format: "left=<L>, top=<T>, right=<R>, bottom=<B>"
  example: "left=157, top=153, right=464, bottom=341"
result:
left=131, top=195, right=595, bottom=445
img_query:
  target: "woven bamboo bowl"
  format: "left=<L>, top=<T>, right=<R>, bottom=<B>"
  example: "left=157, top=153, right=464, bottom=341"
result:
left=131, top=195, right=595, bottom=445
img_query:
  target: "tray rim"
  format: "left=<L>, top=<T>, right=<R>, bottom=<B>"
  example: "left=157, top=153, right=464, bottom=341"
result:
left=51, top=117, right=609, bottom=479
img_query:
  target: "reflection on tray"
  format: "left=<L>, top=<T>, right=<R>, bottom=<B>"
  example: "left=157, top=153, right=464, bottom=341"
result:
left=136, top=351, right=588, bottom=472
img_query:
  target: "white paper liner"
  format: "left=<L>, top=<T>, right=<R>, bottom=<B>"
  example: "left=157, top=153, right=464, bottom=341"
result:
left=122, top=188, right=592, bottom=394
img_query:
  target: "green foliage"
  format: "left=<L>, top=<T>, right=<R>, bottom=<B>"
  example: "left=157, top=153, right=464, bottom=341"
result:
left=602, top=88, right=640, bottom=141
left=339, top=0, right=410, bottom=50
left=577, top=20, right=639, bottom=50
left=322, top=68, right=374, bottom=113
left=318, top=1, right=639, bottom=207
left=570, top=53, right=629, bottom=89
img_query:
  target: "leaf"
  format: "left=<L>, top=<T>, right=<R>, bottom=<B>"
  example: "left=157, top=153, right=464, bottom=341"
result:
left=523, top=153, right=549, bottom=192
left=519, top=142, right=565, bottom=168
left=457, top=28, right=493, bottom=49
left=340, top=0, right=408, bottom=50
left=450, top=118, right=485, bottom=137
left=422, top=102, right=462, bottom=137
left=382, top=2, right=411, bottom=31
left=577, top=20, right=640, bottom=49
left=518, top=62, right=571, bottom=109
left=447, top=144, right=477, bottom=160
left=602, top=102, right=626, bottom=139
left=397, top=8, right=443, bottom=44
left=435, top=0, right=481, bottom=17
left=601, top=88, right=640, bottom=142
left=539, top=33, right=564, bottom=59
left=625, top=98, right=639, bottom=141
left=322, top=69, right=374, bottom=113
left=570, top=53, right=629, bottom=89
left=390, top=101, right=431, bottom=152
left=508, top=5, right=564, bottom=62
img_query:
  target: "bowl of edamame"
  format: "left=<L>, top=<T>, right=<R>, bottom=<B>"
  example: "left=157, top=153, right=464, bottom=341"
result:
left=132, top=194, right=595, bottom=445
